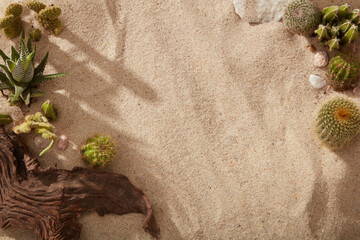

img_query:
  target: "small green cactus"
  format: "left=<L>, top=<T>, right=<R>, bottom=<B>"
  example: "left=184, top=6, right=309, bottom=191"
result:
left=41, top=99, right=57, bottom=120
left=0, top=3, right=23, bottom=39
left=26, top=0, right=63, bottom=35
left=0, top=114, right=12, bottom=125
left=13, top=112, right=56, bottom=156
left=283, top=0, right=321, bottom=35
left=314, top=97, right=360, bottom=150
left=327, top=53, right=360, bottom=91
left=81, top=135, right=117, bottom=168
left=315, top=4, right=360, bottom=51
left=29, top=28, right=41, bottom=41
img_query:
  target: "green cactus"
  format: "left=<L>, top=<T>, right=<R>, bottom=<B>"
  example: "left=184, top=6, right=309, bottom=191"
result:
left=0, top=31, right=68, bottom=105
left=28, top=28, right=41, bottom=41
left=327, top=53, right=360, bottom=91
left=0, top=3, right=23, bottom=39
left=41, top=99, right=57, bottom=120
left=26, top=0, right=63, bottom=35
left=316, top=4, right=360, bottom=51
left=314, top=97, right=360, bottom=150
left=81, top=135, right=117, bottom=168
left=25, top=0, right=46, bottom=13
left=13, top=112, right=56, bottom=156
left=283, top=0, right=321, bottom=35
left=0, top=114, right=12, bottom=125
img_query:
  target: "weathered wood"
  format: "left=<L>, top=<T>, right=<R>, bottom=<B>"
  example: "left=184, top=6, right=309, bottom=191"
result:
left=0, top=127, right=159, bottom=239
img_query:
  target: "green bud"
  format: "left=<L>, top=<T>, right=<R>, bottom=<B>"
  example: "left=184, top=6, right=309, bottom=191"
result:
left=29, top=28, right=41, bottom=41
left=330, top=25, right=340, bottom=37
left=327, top=38, right=340, bottom=51
left=322, top=6, right=338, bottom=23
left=342, top=24, right=358, bottom=46
left=41, top=100, right=57, bottom=120
left=338, top=3, right=350, bottom=19
left=315, top=24, right=330, bottom=40
left=339, top=19, right=352, bottom=33
left=346, top=9, right=360, bottom=24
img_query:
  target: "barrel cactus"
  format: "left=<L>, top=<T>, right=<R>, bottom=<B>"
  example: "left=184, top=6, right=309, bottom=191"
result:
left=81, top=135, right=117, bottom=168
left=315, top=4, right=359, bottom=51
left=327, top=53, right=360, bottom=91
left=25, top=0, right=63, bottom=35
left=0, top=3, right=23, bottom=39
left=314, top=97, right=360, bottom=150
left=283, top=0, right=321, bottom=35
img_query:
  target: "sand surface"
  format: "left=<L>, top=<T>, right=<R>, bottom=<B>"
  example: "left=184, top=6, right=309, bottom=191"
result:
left=0, top=0, right=360, bottom=239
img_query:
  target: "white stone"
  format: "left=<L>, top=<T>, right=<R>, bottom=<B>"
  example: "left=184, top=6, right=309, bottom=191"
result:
left=57, top=135, right=69, bottom=151
left=233, top=0, right=292, bottom=23
left=309, top=75, right=327, bottom=89
left=313, top=51, right=329, bottom=68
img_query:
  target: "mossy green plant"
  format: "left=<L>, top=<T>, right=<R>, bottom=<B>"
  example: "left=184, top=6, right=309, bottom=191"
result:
left=315, top=4, right=360, bottom=51
left=26, top=0, right=63, bottom=35
left=327, top=52, right=360, bottom=91
left=81, top=135, right=117, bottom=168
left=283, top=0, right=321, bottom=35
left=0, top=3, right=23, bottom=39
left=314, top=97, right=360, bottom=150
left=0, top=31, right=68, bottom=105
left=13, top=112, right=56, bottom=156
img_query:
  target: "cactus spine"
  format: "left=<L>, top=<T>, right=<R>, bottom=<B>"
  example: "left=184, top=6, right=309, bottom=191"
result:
left=81, top=135, right=117, bottom=168
left=327, top=53, right=360, bottom=91
left=314, top=97, right=360, bottom=150
left=26, top=0, right=63, bottom=35
left=315, top=4, right=360, bottom=51
left=283, top=0, right=321, bottom=35
left=0, top=3, right=23, bottom=39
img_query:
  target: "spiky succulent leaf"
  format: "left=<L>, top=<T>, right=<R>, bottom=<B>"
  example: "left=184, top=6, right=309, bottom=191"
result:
left=0, top=72, right=12, bottom=88
left=0, top=64, right=15, bottom=84
left=27, top=38, right=32, bottom=53
left=5, top=59, right=15, bottom=72
left=11, top=85, right=25, bottom=104
left=20, top=88, right=31, bottom=105
left=0, top=49, right=9, bottom=63
left=12, top=59, right=25, bottom=82
left=23, top=63, right=34, bottom=83
left=34, top=52, right=48, bottom=75
left=30, top=88, right=45, bottom=97
left=24, top=50, right=35, bottom=70
left=10, top=46, right=19, bottom=62
left=31, top=73, right=68, bottom=86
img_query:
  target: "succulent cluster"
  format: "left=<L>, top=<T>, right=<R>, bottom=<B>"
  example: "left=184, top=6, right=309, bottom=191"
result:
left=0, top=3, right=23, bottom=39
left=81, top=135, right=117, bottom=168
left=314, top=97, right=360, bottom=150
left=0, top=31, right=67, bottom=105
left=26, top=0, right=63, bottom=35
left=315, top=4, right=359, bottom=51
left=13, top=112, right=56, bottom=156
left=283, top=0, right=321, bottom=35
left=327, top=52, right=360, bottom=91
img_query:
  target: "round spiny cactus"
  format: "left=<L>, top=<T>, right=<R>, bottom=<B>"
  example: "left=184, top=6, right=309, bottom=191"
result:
left=327, top=53, right=360, bottom=91
left=38, top=6, right=61, bottom=20
left=283, top=0, right=321, bottom=35
left=81, top=135, right=117, bottom=168
left=25, top=0, right=46, bottom=13
left=5, top=3, right=23, bottom=17
left=314, top=97, right=360, bottom=150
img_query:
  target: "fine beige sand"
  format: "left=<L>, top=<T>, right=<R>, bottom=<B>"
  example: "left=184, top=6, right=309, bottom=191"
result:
left=0, top=0, right=360, bottom=239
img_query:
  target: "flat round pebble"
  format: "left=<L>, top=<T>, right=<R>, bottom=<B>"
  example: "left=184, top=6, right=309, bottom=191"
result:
left=309, top=74, right=327, bottom=89
left=57, top=135, right=69, bottom=151
left=313, top=51, right=329, bottom=68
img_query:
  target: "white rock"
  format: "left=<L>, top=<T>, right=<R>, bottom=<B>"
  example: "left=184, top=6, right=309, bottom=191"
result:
left=33, top=135, right=51, bottom=149
left=313, top=51, right=329, bottom=68
left=233, top=0, right=292, bottom=23
left=309, top=75, right=327, bottom=89
left=57, top=135, right=69, bottom=151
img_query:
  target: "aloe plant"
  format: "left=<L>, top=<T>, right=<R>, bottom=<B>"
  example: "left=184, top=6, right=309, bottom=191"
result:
left=0, top=31, right=68, bottom=105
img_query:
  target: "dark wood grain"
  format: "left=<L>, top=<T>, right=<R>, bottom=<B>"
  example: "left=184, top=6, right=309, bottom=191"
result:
left=0, top=127, right=159, bottom=239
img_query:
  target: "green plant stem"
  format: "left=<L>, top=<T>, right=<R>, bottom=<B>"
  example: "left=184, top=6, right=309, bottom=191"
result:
left=39, top=139, right=53, bottom=156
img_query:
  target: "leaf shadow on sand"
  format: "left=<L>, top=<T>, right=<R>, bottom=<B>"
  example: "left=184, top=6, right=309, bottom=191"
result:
left=0, top=1, right=183, bottom=239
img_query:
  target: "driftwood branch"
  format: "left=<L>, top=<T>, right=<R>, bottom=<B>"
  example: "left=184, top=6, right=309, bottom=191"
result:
left=0, top=127, right=159, bottom=239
